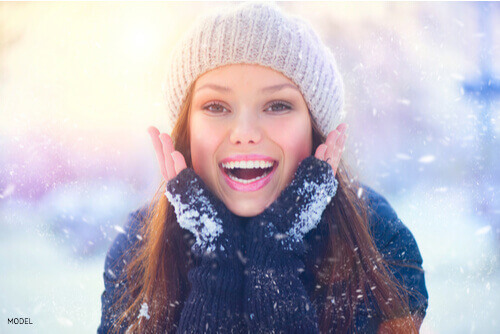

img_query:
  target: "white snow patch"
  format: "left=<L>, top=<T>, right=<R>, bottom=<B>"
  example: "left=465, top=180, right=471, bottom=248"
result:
left=165, top=178, right=223, bottom=253
left=475, top=225, right=491, bottom=236
left=290, top=177, right=338, bottom=242
left=396, top=153, right=412, bottom=160
left=107, top=269, right=116, bottom=279
left=138, top=302, right=150, bottom=320
left=114, top=225, right=126, bottom=234
left=418, top=155, right=435, bottom=163
left=396, top=98, right=411, bottom=105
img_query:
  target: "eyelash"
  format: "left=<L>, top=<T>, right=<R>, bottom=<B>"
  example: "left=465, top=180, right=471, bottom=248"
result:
left=203, top=102, right=229, bottom=114
left=266, top=100, right=292, bottom=113
left=202, top=100, right=292, bottom=114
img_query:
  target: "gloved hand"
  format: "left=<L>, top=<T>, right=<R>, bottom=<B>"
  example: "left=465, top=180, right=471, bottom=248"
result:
left=243, top=156, right=338, bottom=333
left=148, top=125, right=243, bottom=260
left=166, top=167, right=243, bottom=260
left=165, top=168, right=247, bottom=333
left=246, top=155, right=338, bottom=254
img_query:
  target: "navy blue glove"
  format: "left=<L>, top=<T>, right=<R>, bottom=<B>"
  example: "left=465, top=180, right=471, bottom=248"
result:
left=244, top=156, right=338, bottom=333
left=166, top=168, right=247, bottom=333
left=246, top=156, right=338, bottom=254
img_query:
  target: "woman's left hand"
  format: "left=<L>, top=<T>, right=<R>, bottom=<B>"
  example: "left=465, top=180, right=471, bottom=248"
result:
left=314, top=123, right=348, bottom=177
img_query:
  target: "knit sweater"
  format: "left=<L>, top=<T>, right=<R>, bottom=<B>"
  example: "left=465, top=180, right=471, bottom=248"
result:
left=98, top=170, right=428, bottom=333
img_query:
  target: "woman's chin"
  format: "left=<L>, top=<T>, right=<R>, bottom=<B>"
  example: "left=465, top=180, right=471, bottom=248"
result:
left=217, top=170, right=281, bottom=217
left=225, top=202, right=266, bottom=218
left=221, top=195, right=276, bottom=217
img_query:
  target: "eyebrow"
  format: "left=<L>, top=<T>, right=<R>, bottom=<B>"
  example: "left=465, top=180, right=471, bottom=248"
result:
left=195, top=83, right=300, bottom=94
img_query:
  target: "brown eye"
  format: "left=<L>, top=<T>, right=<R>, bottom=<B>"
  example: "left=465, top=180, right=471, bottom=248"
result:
left=265, top=101, right=292, bottom=113
left=203, top=102, right=229, bottom=114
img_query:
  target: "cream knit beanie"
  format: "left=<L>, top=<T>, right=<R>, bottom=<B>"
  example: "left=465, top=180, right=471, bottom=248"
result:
left=163, top=2, right=345, bottom=136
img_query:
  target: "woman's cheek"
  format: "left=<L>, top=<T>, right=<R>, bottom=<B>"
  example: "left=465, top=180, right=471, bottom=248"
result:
left=189, top=116, right=219, bottom=177
left=274, top=117, right=312, bottom=160
left=269, top=116, right=312, bottom=188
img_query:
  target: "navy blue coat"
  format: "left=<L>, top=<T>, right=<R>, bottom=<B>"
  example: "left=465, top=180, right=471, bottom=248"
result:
left=98, top=184, right=428, bottom=333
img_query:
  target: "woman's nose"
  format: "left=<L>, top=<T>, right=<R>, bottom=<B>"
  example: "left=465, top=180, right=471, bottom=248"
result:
left=229, top=110, right=262, bottom=145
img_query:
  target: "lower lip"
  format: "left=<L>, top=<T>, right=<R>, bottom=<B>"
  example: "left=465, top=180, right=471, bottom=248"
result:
left=221, top=164, right=277, bottom=192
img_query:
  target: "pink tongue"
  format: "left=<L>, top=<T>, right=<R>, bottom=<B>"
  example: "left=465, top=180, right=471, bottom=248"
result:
left=232, top=168, right=267, bottom=180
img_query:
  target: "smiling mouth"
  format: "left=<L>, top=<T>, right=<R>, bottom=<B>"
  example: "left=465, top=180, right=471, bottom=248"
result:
left=220, top=160, right=277, bottom=184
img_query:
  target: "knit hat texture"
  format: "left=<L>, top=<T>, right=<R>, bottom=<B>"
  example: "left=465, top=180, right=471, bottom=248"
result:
left=163, top=2, right=345, bottom=136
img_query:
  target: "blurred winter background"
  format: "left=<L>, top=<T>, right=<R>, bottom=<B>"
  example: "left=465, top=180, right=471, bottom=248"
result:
left=1, top=2, right=499, bottom=333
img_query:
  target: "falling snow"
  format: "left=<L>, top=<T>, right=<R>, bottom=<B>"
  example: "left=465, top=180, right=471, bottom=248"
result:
left=418, top=155, right=436, bottom=164
left=475, top=225, right=491, bottom=236
left=1, top=2, right=499, bottom=334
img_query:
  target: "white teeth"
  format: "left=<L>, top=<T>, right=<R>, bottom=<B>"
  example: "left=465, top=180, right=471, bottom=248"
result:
left=221, top=160, right=274, bottom=169
left=221, top=160, right=275, bottom=185
left=227, top=170, right=271, bottom=184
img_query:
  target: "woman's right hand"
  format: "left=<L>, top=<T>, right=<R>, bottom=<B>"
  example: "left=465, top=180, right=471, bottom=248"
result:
left=149, top=126, right=242, bottom=257
left=147, top=126, right=187, bottom=182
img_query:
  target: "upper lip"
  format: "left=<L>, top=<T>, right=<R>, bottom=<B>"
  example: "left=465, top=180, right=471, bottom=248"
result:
left=219, top=154, right=276, bottom=164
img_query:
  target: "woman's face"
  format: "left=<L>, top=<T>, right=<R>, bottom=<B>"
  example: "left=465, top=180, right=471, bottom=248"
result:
left=189, top=64, right=312, bottom=217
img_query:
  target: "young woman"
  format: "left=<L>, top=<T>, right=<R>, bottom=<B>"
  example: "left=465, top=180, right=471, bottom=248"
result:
left=98, top=3, right=428, bottom=333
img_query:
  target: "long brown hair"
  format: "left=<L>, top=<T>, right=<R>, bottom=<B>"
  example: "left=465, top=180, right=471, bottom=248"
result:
left=108, top=81, right=417, bottom=333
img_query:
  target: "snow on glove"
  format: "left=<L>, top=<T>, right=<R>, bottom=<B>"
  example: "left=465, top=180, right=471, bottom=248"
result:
left=243, top=156, right=338, bottom=333
left=166, top=167, right=243, bottom=259
left=248, top=155, right=338, bottom=253
left=165, top=168, right=247, bottom=333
